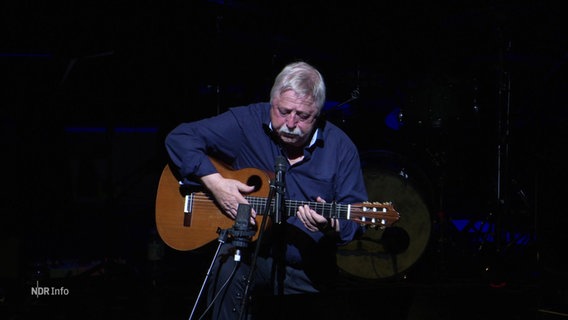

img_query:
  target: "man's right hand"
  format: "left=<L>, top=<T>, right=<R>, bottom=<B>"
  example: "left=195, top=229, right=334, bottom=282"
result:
left=200, top=173, right=256, bottom=224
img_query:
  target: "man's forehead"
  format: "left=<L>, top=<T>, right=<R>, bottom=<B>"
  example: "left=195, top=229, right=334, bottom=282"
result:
left=275, top=91, right=316, bottom=111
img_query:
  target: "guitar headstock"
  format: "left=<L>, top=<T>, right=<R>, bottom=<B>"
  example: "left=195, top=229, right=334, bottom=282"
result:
left=350, top=202, right=400, bottom=229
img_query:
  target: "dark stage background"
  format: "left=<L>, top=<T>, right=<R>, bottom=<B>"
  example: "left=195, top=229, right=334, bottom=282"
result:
left=1, top=1, right=567, bottom=319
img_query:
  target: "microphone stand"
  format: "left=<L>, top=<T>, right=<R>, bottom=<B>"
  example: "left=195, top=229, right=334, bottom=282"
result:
left=188, top=228, right=229, bottom=320
left=272, top=156, right=288, bottom=297
left=238, top=182, right=278, bottom=320
left=273, top=155, right=287, bottom=224
left=189, top=205, right=255, bottom=320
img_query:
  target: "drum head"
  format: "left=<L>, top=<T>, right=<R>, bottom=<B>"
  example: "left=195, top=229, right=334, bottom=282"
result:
left=337, top=150, right=432, bottom=280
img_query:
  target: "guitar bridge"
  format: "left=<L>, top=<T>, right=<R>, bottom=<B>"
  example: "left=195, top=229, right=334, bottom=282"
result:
left=183, top=194, right=192, bottom=227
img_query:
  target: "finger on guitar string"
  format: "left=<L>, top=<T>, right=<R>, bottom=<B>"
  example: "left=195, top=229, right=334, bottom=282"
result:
left=297, top=204, right=320, bottom=232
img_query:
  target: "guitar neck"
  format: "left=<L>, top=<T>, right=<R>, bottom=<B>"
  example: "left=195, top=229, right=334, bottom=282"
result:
left=245, top=196, right=350, bottom=220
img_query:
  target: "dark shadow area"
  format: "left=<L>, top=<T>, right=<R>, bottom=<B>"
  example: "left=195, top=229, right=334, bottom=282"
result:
left=1, top=1, right=567, bottom=319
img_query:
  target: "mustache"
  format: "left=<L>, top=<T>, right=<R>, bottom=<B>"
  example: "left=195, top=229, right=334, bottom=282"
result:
left=278, top=126, right=303, bottom=136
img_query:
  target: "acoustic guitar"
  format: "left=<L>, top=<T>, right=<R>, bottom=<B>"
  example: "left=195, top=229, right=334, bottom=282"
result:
left=155, top=158, right=400, bottom=251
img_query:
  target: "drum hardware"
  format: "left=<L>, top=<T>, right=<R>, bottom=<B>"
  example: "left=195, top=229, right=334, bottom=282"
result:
left=337, top=150, right=433, bottom=281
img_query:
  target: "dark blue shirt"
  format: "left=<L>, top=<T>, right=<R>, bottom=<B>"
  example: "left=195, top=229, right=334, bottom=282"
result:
left=165, top=102, right=368, bottom=265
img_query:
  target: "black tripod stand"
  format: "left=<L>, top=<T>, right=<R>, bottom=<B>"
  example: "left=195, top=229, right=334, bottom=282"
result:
left=475, top=39, right=536, bottom=285
left=187, top=203, right=257, bottom=320
left=188, top=167, right=283, bottom=320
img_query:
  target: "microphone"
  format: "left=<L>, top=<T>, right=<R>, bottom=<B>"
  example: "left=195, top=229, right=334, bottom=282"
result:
left=231, top=204, right=255, bottom=261
left=274, top=156, right=287, bottom=224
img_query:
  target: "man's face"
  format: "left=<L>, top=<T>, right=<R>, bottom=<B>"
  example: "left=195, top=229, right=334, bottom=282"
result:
left=270, top=90, right=319, bottom=148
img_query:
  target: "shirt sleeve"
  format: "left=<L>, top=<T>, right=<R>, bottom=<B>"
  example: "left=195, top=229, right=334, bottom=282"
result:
left=164, top=111, right=245, bottom=180
left=335, top=141, right=369, bottom=245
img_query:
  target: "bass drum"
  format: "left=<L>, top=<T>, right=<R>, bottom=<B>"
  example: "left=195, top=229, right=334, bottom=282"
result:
left=337, top=150, right=434, bottom=280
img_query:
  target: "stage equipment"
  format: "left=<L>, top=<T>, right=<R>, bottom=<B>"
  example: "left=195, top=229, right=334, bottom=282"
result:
left=337, top=150, right=433, bottom=280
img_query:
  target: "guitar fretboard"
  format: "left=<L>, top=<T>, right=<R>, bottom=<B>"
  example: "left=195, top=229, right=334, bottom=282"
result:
left=245, top=196, right=350, bottom=220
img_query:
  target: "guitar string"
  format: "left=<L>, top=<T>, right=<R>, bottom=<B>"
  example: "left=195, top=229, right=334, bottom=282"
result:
left=186, top=194, right=350, bottom=218
left=186, top=194, right=398, bottom=222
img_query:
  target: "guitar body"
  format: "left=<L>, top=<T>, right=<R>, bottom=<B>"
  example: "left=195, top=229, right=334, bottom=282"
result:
left=155, top=160, right=271, bottom=251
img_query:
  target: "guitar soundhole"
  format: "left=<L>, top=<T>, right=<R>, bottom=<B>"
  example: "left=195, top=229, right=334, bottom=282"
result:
left=246, top=175, right=263, bottom=192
